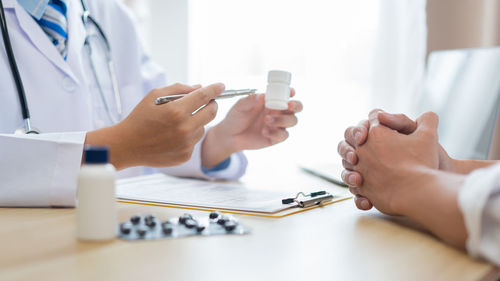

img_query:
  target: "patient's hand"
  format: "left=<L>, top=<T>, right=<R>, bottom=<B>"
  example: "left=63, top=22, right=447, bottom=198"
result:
left=338, top=109, right=453, bottom=211
left=337, top=109, right=418, bottom=210
left=352, top=112, right=442, bottom=215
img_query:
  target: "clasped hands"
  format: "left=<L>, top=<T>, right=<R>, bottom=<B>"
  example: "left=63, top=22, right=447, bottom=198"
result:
left=337, top=109, right=453, bottom=215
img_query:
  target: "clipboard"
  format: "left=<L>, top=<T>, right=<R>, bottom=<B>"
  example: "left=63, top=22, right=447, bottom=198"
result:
left=116, top=173, right=352, bottom=218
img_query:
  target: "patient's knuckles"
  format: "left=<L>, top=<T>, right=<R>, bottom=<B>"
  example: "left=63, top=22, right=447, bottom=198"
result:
left=337, top=141, right=344, bottom=155
left=368, top=108, right=383, bottom=117
left=367, top=124, right=385, bottom=139
left=337, top=141, right=349, bottom=157
left=344, top=126, right=355, bottom=141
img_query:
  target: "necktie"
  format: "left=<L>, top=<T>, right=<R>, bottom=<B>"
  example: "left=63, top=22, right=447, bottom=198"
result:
left=36, top=0, right=69, bottom=59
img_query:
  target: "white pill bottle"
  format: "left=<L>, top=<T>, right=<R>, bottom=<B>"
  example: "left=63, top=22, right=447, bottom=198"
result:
left=265, top=70, right=292, bottom=110
left=77, top=146, right=116, bottom=241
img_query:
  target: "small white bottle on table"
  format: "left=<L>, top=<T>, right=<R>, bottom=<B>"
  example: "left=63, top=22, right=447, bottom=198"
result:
left=265, top=70, right=292, bottom=110
left=77, top=146, right=116, bottom=241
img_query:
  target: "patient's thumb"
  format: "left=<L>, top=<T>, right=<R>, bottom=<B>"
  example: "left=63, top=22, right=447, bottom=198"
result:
left=415, top=111, right=439, bottom=135
left=378, top=112, right=417, bottom=135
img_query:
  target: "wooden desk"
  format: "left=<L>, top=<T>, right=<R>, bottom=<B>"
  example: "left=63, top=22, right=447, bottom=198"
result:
left=0, top=156, right=498, bottom=281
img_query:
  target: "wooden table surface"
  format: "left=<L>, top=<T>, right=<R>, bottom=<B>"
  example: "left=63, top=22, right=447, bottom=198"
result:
left=0, top=158, right=498, bottom=281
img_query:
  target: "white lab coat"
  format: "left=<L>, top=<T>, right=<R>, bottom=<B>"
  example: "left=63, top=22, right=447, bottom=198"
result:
left=0, top=0, right=247, bottom=207
left=459, top=163, right=500, bottom=266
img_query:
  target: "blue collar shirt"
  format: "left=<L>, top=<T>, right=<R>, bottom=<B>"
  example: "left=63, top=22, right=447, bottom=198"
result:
left=17, top=0, right=50, bottom=19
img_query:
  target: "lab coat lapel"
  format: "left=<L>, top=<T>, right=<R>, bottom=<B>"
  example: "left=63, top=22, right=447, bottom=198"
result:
left=8, top=0, right=79, bottom=83
left=65, top=0, right=86, bottom=76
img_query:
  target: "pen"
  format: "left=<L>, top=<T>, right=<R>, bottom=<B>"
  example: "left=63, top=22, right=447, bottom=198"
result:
left=154, top=89, right=258, bottom=105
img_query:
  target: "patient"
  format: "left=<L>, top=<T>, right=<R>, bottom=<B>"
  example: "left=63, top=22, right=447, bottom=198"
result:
left=337, top=109, right=500, bottom=266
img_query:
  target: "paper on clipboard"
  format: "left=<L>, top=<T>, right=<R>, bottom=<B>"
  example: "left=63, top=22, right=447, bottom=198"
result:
left=117, top=173, right=352, bottom=217
left=116, top=173, right=298, bottom=214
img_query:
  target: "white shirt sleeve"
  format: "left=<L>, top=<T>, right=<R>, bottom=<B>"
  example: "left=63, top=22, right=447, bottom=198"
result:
left=0, top=132, right=85, bottom=207
left=458, top=162, right=500, bottom=266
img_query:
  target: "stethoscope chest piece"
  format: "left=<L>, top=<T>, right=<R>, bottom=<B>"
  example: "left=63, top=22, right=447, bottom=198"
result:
left=15, top=128, right=40, bottom=135
left=14, top=119, right=40, bottom=134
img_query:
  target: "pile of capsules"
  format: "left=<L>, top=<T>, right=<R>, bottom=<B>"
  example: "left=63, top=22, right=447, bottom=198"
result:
left=117, top=212, right=250, bottom=241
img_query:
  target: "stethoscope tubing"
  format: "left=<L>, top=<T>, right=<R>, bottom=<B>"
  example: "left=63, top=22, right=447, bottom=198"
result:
left=1, top=0, right=121, bottom=134
left=0, top=0, right=31, bottom=121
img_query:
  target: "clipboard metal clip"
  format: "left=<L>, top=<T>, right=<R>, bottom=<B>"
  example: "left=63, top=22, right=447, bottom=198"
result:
left=281, top=191, right=334, bottom=208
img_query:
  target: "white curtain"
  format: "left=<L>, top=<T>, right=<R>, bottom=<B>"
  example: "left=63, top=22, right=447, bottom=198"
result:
left=119, top=0, right=152, bottom=51
left=370, top=0, right=427, bottom=115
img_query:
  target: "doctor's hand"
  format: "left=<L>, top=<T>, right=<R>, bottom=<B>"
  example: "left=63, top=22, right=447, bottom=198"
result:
left=201, top=89, right=303, bottom=168
left=85, top=83, right=225, bottom=170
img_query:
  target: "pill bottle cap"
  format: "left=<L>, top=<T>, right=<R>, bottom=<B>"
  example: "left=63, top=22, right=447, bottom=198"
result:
left=84, top=146, right=109, bottom=164
left=267, top=70, right=291, bottom=84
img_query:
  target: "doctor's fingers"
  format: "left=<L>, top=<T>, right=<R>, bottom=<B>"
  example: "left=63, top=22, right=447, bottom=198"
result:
left=189, top=100, right=219, bottom=128
left=287, top=100, right=303, bottom=113
left=154, top=83, right=200, bottom=98
left=268, top=100, right=303, bottom=115
left=341, top=169, right=363, bottom=187
left=177, top=83, right=225, bottom=114
left=264, top=114, right=298, bottom=129
left=262, top=127, right=289, bottom=145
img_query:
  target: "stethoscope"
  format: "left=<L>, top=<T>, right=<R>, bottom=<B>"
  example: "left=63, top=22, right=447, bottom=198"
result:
left=0, top=0, right=122, bottom=134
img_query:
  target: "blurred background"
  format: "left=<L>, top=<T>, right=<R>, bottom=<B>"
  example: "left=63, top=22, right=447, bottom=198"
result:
left=120, top=0, right=500, bottom=166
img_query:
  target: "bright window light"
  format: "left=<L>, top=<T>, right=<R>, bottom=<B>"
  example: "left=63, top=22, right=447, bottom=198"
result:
left=187, top=0, right=380, bottom=164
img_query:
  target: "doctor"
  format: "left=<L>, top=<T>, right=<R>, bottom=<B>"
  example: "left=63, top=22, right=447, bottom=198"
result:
left=0, top=0, right=303, bottom=207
